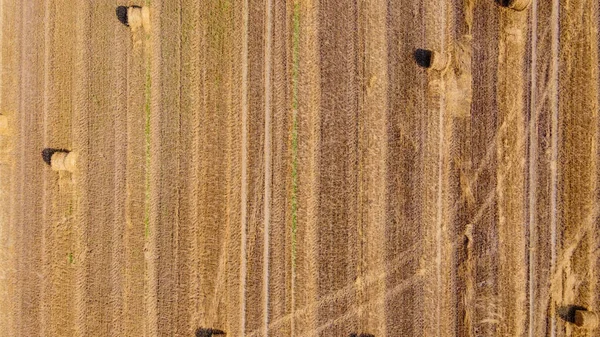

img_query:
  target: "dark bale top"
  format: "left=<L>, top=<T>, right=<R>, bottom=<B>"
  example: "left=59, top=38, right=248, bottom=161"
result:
left=41, top=148, right=67, bottom=166
left=195, top=328, right=225, bottom=337
left=116, top=6, right=129, bottom=26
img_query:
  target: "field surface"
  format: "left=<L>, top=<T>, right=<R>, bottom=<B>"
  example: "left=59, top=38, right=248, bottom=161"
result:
left=0, top=0, right=599, bottom=336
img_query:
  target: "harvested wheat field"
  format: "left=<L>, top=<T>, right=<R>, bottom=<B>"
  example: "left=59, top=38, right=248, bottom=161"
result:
left=0, top=0, right=599, bottom=336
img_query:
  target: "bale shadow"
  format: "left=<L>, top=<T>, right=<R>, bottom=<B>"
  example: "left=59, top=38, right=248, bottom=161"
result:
left=495, top=0, right=511, bottom=7
left=558, top=305, right=587, bottom=324
left=116, top=6, right=129, bottom=26
left=414, top=48, right=433, bottom=68
left=41, top=148, right=68, bottom=166
left=195, top=328, right=226, bottom=337
left=349, top=333, right=375, bottom=337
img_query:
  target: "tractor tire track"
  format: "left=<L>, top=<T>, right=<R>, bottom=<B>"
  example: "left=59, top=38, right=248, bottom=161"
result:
left=178, top=1, right=203, bottom=335
left=0, top=0, right=20, bottom=335
left=148, top=0, right=183, bottom=335
left=529, top=1, right=557, bottom=335
left=41, top=1, right=77, bottom=336
left=18, top=2, right=45, bottom=336
left=356, top=0, right=388, bottom=335
left=293, top=0, right=320, bottom=334
left=74, top=2, right=121, bottom=335
left=470, top=2, right=501, bottom=336
left=317, top=1, right=360, bottom=335
left=266, top=0, right=293, bottom=335
left=496, top=6, right=529, bottom=336
left=245, top=0, right=267, bottom=333
left=553, top=1, right=599, bottom=337
left=122, top=3, right=147, bottom=336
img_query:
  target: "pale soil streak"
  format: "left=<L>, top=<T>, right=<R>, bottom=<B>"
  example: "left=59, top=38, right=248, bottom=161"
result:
left=356, top=0, right=387, bottom=335
left=0, top=0, right=20, bottom=335
left=552, top=1, right=599, bottom=337
left=293, top=0, right=320, bottom=334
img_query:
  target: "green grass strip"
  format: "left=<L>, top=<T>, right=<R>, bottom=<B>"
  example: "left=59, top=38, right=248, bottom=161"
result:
left=291, top=0, right=300, bottom=270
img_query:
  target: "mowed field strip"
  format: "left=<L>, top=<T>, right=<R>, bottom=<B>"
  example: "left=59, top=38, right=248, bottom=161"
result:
left=0, top=0, right=599, bottom=336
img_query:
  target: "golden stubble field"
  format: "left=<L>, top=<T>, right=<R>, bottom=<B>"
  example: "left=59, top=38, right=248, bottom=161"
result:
left=0, top=0, right=598, bottom=336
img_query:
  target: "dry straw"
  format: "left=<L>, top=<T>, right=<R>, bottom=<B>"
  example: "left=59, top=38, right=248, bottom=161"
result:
left=127, top=6, right=143, bottom=31
left=127, top=6, right=151, bottom=33
left=0, top=115, right=8, bottom=135
left=506, top=0, right=531, bottom=11
left=51, top=151, right=77, bottom=173
left=430, top=51, right=449, bottom=71
left=141, top=7, right=151, bottom=33
left=574, top=310, right=599, bottom=329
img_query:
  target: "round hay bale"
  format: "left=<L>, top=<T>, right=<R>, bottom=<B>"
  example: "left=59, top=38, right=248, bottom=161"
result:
left=64, top=151, right=77, bottom=172
left=574, top=310, right=599, bottom=329
left=0, top=115, right=8, bottom=135
left=430, top=51, right=448, bottom=71
left=507, top=0, right=531, bottom=11
left=51, top=151, right=77, bottom=172
left=51, top=152, right=68, bottom=171
left=127, top=6, right=143, bottom=31
left=142, top=6, right=151, bottom=32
